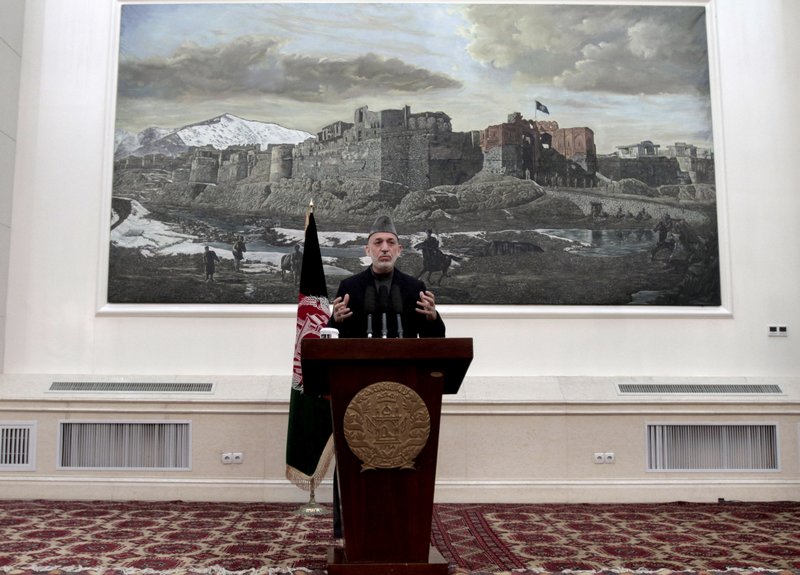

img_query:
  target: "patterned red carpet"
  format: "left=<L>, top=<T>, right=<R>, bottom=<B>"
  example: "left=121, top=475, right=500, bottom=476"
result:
left=0, top=500, right=798, bottom=575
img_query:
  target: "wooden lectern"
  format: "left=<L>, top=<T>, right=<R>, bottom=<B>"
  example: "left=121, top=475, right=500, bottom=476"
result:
left=301, top=337, right=473, bottom=575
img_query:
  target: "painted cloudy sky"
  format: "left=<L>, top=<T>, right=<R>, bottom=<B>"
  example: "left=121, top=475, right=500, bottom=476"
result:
left=116, top=2, right=713, bottom=154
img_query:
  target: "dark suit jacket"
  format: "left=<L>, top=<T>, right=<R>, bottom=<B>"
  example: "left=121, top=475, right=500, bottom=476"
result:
left=328, top=267, right=445, bottom=339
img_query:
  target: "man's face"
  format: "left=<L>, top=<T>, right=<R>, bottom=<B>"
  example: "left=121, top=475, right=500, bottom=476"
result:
left=366, top=232, right=402, bottom=273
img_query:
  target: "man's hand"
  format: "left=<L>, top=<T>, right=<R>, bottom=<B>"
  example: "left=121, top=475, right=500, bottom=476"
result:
left=416, top=290, right=437, bottom=321
left=331, top=294, right=352, bottom=323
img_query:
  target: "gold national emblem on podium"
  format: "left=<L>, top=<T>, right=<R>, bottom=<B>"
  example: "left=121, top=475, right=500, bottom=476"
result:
left=343, top=381, right=431, bottom=471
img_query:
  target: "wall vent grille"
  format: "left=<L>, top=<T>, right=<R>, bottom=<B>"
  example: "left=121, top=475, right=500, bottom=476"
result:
left=647, top=424, right=778, bottom=471
left=58, top=421, right=191, bottom=470
left=0, top=423, right=35, bottom=470
left=49, top=381, right=213, bottom=393
left=620, top=383, right=782, bottom=394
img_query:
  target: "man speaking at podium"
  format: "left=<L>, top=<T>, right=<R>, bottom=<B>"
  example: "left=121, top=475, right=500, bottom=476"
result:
left=326, top=215, right=446, bottom=540
left=328, top=215, right=445, bottom=339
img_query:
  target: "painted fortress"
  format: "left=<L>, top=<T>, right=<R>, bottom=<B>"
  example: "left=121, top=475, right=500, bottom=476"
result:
left=123, top=104, right=713, bottom=193
left=186, top=105, right=606, bottom=191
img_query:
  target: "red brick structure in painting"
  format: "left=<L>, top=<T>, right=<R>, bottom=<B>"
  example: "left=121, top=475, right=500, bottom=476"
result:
left=480, top=113, right=598, bottom=187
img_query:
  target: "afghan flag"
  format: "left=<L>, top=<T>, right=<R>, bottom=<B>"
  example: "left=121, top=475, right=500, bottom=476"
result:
left=285, top=210, right=335, bottom=491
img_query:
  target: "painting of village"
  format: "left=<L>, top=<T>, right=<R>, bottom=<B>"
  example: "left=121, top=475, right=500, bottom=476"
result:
left=109, top=3, right=720, bottom=306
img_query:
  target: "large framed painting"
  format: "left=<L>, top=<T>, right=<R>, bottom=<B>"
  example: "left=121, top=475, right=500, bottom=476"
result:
left=106, top=1, right=726, bottom=313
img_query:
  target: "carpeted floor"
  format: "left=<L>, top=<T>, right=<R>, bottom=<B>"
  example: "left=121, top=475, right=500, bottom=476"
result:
left=0, top=500, right=798, bottom=575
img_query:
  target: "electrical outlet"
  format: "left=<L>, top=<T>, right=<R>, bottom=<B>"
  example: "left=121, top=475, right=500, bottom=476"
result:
left=604, top=452, right=616, bottom=464
left=768, top=325, right=788, bottom=337
left=221, top=452, right=233, bottom=464
left=232, top=452, right=244, bottom=464
left=593, top=452, right=605, bottom=464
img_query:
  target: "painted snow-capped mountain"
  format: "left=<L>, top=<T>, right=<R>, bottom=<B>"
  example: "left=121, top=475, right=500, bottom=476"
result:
left=115, top=113, right=315, bottom=159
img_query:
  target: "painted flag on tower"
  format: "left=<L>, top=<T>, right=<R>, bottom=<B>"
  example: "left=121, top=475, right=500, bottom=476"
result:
left=536, top=100, right=550, bottom=115
left=285, top=209, right=334, bottom=492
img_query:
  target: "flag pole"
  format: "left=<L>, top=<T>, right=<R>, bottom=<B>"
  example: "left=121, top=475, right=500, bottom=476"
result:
left=297, top=483, right=328, bottom=516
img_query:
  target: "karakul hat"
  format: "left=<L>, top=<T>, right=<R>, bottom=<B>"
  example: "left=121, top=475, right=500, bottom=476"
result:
left=368, top=215, right=398, bottom=238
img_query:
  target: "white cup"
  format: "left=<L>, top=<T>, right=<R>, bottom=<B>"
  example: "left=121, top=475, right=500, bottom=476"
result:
left=319, top=327, right=339, bottom=339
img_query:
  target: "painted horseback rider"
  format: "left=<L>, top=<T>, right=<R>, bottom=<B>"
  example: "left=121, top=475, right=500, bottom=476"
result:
left=651, top=214, right=676, bottom=261
left=415, top=229, right=453, bottom=284
left=416, top=229, right=443, bottom=269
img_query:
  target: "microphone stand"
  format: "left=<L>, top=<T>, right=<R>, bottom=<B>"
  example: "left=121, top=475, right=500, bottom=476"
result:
left=391, top=285, right=404, bottom=338
left=378, top=285, right=389, bottom=339
left=364, top=285, right=376, bottom=338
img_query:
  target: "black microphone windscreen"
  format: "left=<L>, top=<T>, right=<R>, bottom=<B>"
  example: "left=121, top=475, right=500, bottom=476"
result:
left=377, top=285, right=390, bottom=312
left=364, top=285, right=377, bottom=313
left=390, top=285, right=403, bottom=313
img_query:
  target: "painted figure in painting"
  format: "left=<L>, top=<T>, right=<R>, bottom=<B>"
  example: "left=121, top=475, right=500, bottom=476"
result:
left=281, top=244, right=303, bottom=285
left=203, top=246, right=220, bottom=282
left=232, top=236, right=246, bottom=272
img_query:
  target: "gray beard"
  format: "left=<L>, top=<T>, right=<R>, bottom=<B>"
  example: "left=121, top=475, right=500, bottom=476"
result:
left=371, top=262, right=394, bottom=274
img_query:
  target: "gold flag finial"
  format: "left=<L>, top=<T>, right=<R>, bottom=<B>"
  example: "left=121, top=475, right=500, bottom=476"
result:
left=305, top=199, right=314, bottom=228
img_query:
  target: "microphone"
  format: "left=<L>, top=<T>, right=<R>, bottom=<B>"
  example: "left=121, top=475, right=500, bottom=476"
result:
left=364, top=285, right=376, bottom=338
left=377, top=285, right=389, bottom=339
left=390, top=285, right=404, bottom=338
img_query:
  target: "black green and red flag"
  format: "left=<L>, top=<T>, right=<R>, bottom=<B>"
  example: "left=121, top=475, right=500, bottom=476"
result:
left=285, top=209, right=335, bottom=491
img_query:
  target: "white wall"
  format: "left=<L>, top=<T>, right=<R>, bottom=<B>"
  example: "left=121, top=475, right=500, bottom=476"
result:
left=0, top=0, right=26, bottom=371
left=4, top=0, right=799, bottom=379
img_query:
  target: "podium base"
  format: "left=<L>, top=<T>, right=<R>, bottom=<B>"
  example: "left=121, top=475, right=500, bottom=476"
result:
left=327, top=546, right=449, bottom=575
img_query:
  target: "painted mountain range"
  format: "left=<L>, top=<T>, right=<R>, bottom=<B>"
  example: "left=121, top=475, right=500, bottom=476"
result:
left=114, top=113, right=314, bottom=159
